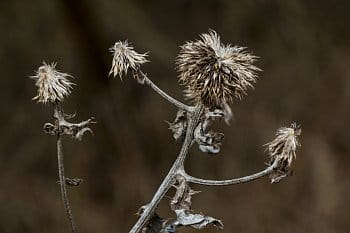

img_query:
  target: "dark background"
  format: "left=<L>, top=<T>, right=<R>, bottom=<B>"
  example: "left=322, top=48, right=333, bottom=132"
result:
left=1, top=0, right=350, bottom=232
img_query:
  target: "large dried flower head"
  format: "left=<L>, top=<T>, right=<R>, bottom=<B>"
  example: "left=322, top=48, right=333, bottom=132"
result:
left=109, top=40, right=148, bottom=79
left=265, top=123, right=301, bottom=170
left=176, top=30, right=260, bottom=107
left=31, top=62, right=74, bottom=104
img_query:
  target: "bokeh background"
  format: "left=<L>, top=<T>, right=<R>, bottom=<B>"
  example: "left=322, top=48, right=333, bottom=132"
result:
left=1, top=0, right=350, bottom=232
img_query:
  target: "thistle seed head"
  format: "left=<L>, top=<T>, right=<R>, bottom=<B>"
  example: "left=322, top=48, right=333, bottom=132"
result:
left=176, top=30, right=260, bottom=107
left=109, top=40, right=148, bottom=79
left=31, top=62, right=74, bottom=104
left=265, top=123, right=301, bottom=169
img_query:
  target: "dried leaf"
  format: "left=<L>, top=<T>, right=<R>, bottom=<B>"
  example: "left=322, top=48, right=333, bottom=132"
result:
left=43, top=123, right=58, bottom=135
left=46, top=115, right=96, bottom=140
left=167, top=110, right=188, bottom=141
left=169, top=178, right=223, bottom=231
left=141, top=213, right=170, bottom=233
left=194, top=123, right=224, bottom=154
left=175, top=209, right=223, bottom=230
left=57, top=178, right=83, bottom=186
left=170, top=178, right=200, bottom=211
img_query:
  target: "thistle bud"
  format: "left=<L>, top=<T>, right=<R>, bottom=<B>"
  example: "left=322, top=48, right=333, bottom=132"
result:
left=31, top=62, right=74, bottom=104
left=265, top=123, right=301, bottom=182
left=176, top=30, right=260, bottom=107
left=109, top=40, right=148, bottom=79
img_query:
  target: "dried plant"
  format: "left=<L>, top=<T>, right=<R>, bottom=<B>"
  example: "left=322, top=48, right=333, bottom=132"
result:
left=31, top=62, right=95, bottom=233
left=176, top=30, right=260, bottom=107
left=109, top=40, right=148, bottom=79
left=31, top=62, right=74, bottom=104
left=110, top=30, right=301, bottom=233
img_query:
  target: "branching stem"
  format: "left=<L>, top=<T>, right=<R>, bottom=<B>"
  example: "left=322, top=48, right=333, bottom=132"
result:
left=129, top=104, right=204, bottom=233
left=138, top=70, right=194, bottom=112
left=55, top=103, right=77, bottom=233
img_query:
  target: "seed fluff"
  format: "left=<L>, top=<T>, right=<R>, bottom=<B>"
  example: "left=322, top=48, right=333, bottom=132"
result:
left=265, top=123, right=301, bottom=170
left=31, top=62, right=74, bottom=104
left=109, top=40, right=148, bottom=79
left=176, top=30, right=260, bottom=107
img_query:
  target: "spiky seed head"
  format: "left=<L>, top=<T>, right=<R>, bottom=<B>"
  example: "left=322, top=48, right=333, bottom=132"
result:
left=31, top=62, right=74, bottom=104
left=265, top=123, right=301, bottom=169
left=109, top=40, right=148, bottom=79
left=176, top=30, right=260, bottom=107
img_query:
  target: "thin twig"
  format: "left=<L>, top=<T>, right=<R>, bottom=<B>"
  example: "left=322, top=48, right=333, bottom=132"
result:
left=55, top=104, right=77, bottom=233
left=129, top=105, right=204, bottom=233
left=180, top=160, right=279, bottom=186
left=139, top=70, right=194, bottom=112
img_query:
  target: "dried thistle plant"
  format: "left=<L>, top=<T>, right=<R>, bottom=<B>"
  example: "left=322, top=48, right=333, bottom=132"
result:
left=109, top=40, right=148, bottom=79
left=31, top=62, right=95, bottom=233
left=110, top=30, right=302, bottom=233
left=265, top=123, right=301, bottom=183
left=176, top=30, right=260, bottom=107
left=31, top=62, right=74, bottom=104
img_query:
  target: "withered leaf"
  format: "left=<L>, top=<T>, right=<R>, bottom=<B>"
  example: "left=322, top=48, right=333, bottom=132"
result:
left=169, top=178, right=223, bottom=231
left=194, top=122, right=224, bottom=154
left=174, top=209, right=223, bottom=230
left=45, top=116, right=96, bottom=140
left=167, top=110, right=188, bottom=141
left=170, top=178, right=200, bottom=211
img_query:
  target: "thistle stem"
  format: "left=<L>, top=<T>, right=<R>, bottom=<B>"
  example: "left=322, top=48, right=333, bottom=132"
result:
left=129, top=105, right=204, bottom=233
left=57, top=135, right=77, bottom=233
left=55, top=103, right=77, bottom=233
left=139, top=71, right=194, bottom=112
left=180, top=160, right=279, bottom=186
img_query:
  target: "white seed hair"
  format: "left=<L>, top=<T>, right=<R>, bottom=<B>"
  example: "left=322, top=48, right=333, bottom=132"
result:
left=265, top=123, right=301, bottom=167
left=31, top=62, right=74, bottom=104
left=109, top=40, right=148, bottom=79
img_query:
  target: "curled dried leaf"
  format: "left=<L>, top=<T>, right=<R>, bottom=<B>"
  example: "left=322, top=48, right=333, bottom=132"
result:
left=170, top=178, right=223, bottom=231
left=174, top=209, right=223, bottom=230
left=66, top=178, right=83, bottom=186
left=58, top=117, right=95, bottom=140
left=194, top=122, right=224, bottom=154
left=167, top=110, right=188, bottom=141
left=57, top=178, right=83, bottom=186
left=170, top=177, right=200, bottom=211
left=141, top=213, right=170, bottom=233
left=46, top=111, right=96, bottom=140
left=43, top=123, right=58, bottom=135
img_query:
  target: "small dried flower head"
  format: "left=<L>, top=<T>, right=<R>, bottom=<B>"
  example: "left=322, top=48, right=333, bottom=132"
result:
left=109, top=40, right=148, bottom=79
left=265, top=123, right=301, bottom=169
left=31, top=62, right=74, bottom=104
left=176, top=30, right=260, bottom=107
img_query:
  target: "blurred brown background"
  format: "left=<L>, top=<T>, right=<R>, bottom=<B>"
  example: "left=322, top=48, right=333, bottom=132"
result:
left=1, top=0, right=350, bottom=232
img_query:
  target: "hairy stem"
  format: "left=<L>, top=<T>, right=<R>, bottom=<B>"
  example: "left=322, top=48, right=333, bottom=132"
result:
left=129, top=105, right=204, bottom=233
left=139, top=70, right=194, bottom=112
left=181, top=160, right=279, bottom=186
left=55, top=103, right=77, bottom=233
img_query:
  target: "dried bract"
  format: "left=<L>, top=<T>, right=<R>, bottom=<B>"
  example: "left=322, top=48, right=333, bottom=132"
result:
left=109, top=40, right=148, bottom=79
left=31, top=62, right=74, bottom=104
left=176, top=30, right=260, bottom=107
left=265, top=123, right=301, bottom=182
